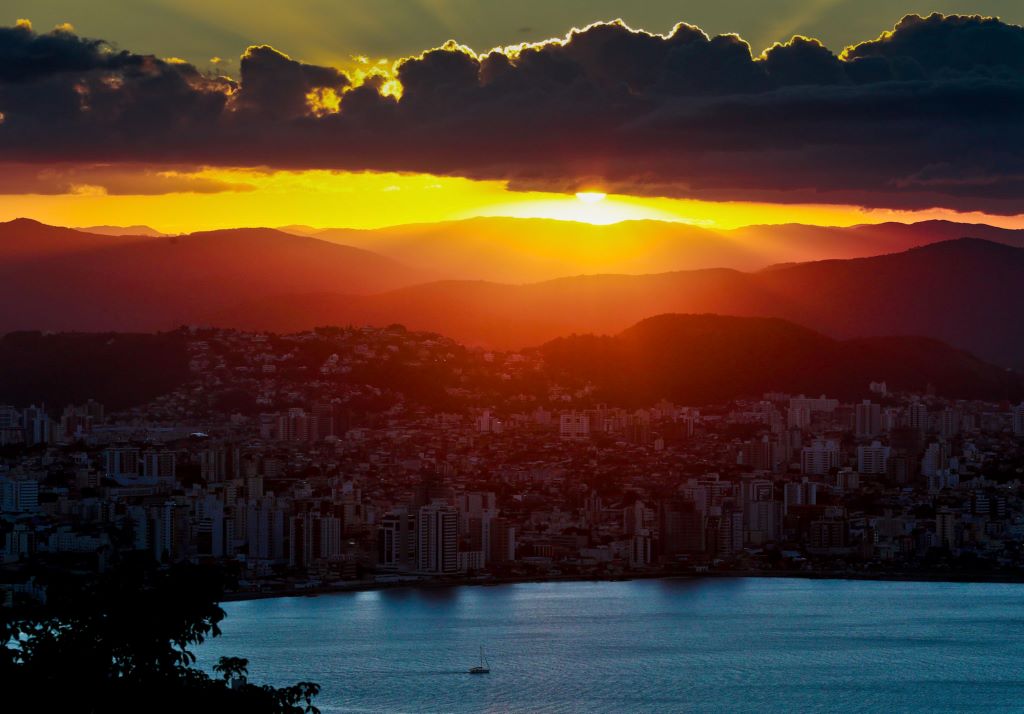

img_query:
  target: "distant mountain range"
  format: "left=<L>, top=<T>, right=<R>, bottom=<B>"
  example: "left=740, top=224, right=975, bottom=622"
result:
left=3, top=217, right=1024, bottom=367
left=539, top=314, right=1022, bottom=404
left=77, top=225, right=170, bottom=238
left=295, top=216, right=1024, bottom=283
left=0, top=219, right=425, bottom=333
left=213, top=237, right=1024, bottom=367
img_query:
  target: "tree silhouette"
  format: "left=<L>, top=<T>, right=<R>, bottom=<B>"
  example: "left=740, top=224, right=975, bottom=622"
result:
left=213, top=656, right=249, bottom=683
left=0, top=559, right=321, bottom=713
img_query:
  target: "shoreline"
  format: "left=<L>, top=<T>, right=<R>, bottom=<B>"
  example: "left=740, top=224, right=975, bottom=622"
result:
left=220, top=569, right=1024, bottom=602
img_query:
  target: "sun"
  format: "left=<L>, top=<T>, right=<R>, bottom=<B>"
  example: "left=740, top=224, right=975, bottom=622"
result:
left=473, top=189, right=685, bottom=225
left=575, top=191, right=607, bottom=204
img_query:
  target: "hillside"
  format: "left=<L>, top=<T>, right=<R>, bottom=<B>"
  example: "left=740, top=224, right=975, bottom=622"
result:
left=0, top=221, right=426, bottom=333
left=0, top=318, right=1015, bottom=411
left=211, top=238, right=1024, bottom=367
left=0, top=331, right=190, bottom=409
left=539, top=314, right=1023, bottom=404
left=0, top=218, right=156, bottom=260
left=5, top=218, right=1024, bottom=367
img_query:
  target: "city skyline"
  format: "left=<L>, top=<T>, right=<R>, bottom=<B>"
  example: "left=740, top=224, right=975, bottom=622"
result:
left=5, top=3, right=1024, bottom=711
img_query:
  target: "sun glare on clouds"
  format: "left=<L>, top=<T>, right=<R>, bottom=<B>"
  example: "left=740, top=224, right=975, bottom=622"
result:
left=477, top=190, right=692, bottom=226
left=4, top=167, right=1024, bottom=234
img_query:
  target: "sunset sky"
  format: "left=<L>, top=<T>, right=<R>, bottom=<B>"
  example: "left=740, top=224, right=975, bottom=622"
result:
left=3, top=2, right=1024, bottom=232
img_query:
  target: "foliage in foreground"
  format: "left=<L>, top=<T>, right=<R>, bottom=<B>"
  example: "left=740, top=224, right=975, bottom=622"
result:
left=0, top=560, right=319, bottom=713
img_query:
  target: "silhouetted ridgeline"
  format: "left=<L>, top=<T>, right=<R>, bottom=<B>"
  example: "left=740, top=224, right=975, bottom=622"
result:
left=5, top=218, right=1024, bottom=366
left=539, top=315, right=1024, bottom=405
left=308, top=217, right=1024, bottom=283
left=210, top=238, right=1024, bottom=368
left=0, top=332, right=190, bottom=409
left=0, top=219, right=424, bottom=333
left=0, top=317, right=1019, bottom=412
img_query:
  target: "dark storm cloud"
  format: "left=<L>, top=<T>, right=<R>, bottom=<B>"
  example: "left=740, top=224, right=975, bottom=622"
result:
left=236, top=45, right=349, bottom=119
left=0, top=20, right=138, bottom=82
left=1, top=14, right=1023, bottom=212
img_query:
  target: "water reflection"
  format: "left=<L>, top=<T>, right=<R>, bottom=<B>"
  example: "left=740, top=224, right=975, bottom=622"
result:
left=199, top=578, right=1024, bottom=713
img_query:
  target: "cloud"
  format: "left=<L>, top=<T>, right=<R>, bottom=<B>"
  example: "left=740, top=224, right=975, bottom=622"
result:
left=0, top=14, right=1023, bottom=212
left=235, top=45, right=349, bottom=119
left=0, top=164, right=255, bottom=195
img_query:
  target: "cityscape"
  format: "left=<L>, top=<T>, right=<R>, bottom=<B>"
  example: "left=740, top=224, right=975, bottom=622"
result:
left=4, top=323, right=1024, bottom=605
left=5, top=2, right=1024, bottom=711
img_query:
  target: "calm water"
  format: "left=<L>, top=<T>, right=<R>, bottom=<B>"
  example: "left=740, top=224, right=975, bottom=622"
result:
left=196, top=578, right=1024, bottom=712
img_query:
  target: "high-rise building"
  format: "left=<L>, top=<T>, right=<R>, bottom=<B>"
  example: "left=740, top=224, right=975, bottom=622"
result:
left=142, top=449, right=176, bottom=485
left=855, top=400, right=882, bottom=438
left=103, top=446, right=141, bottom=481
left=789, top=395, right=838, bottom=414
left=319, top=516, right=343, bottom=560
left=22, top=405, right=53, bottom=446
left=787, top=406, right=811, bottom=429
left=906, top=401, right=929, bottom=433
left=417, top=502, right=458, bottom=574
left=936, top=510, right=957, bottom=550
left=857, top=441, right=890, bottom=475
left=809, top=520, right=848, bottom=550
left=152, top=500, right=186, bottom=562
left=0, top=405, right=20, bottom=429
left=783, top=479, right=818, bottom=515
left=801, top=439, right=840, bottom=475
left=937, top=409, right=960, bottom=438
left=737, top=436, right=774, bottom=471
left=705, top=505, right=744, bottom=558
left=458, top=491, right=497, bottom=565
left=741, top=478, right=779, bottom=545
left=559, top=412, right=590, bottom=440
left=313, top=402, right=335, bottom=439
left=921, top=442, right=949, bottom=479
left=378, top=508, right=417, bottom=572
left=199, top=447, right=228, bottom=483
left=246, top=496, right=285, bottom=561
left=659, top=499, right=706, bottom=558
left=0, top=478, right=39, bottom=513
left=1013, top=404, right=1024, bottom=437
left=489, top=517, right=516, bottom=564
left=289, top=512, right=318, bottom=568
left=277, top=408, right=319, bottom=443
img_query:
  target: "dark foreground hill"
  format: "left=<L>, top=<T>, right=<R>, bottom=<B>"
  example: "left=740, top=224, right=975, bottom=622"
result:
left=0, top=316, right=1016, bottom=413
left=0, top=331, right=190, bottom=410
left=539, top=314, right=1023, bottom=404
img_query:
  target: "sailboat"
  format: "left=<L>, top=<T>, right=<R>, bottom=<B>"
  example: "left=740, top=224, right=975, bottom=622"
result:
left=468, top=646, right=490, bottom=674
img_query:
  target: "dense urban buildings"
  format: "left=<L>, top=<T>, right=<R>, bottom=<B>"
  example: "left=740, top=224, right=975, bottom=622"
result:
left=3, top=325, right=1024, bottom=605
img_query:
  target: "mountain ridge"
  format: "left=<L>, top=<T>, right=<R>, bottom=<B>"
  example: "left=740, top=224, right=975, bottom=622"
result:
left=208, top=237, right=1024, bottom=367
left=538, top=313, right=1022, bottom=403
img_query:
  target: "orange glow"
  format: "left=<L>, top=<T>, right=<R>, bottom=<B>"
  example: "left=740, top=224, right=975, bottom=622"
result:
left=305, top=87, right=342, bottom=116
left=575, top=191, right=607, bottom=204
left=2, top=167, right=1024, bottom=235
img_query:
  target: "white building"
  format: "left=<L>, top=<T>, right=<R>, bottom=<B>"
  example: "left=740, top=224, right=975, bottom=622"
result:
left=559, top=412, right=590, bottom=440
left=801, top=439, right=840, bottom=475
left=857, top=441, right=890, bottom=475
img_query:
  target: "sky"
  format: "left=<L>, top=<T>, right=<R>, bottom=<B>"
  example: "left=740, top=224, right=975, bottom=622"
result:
left=2, top=2, right=1024, bottom=231
left=10, top=1, right=1024, bottom=71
